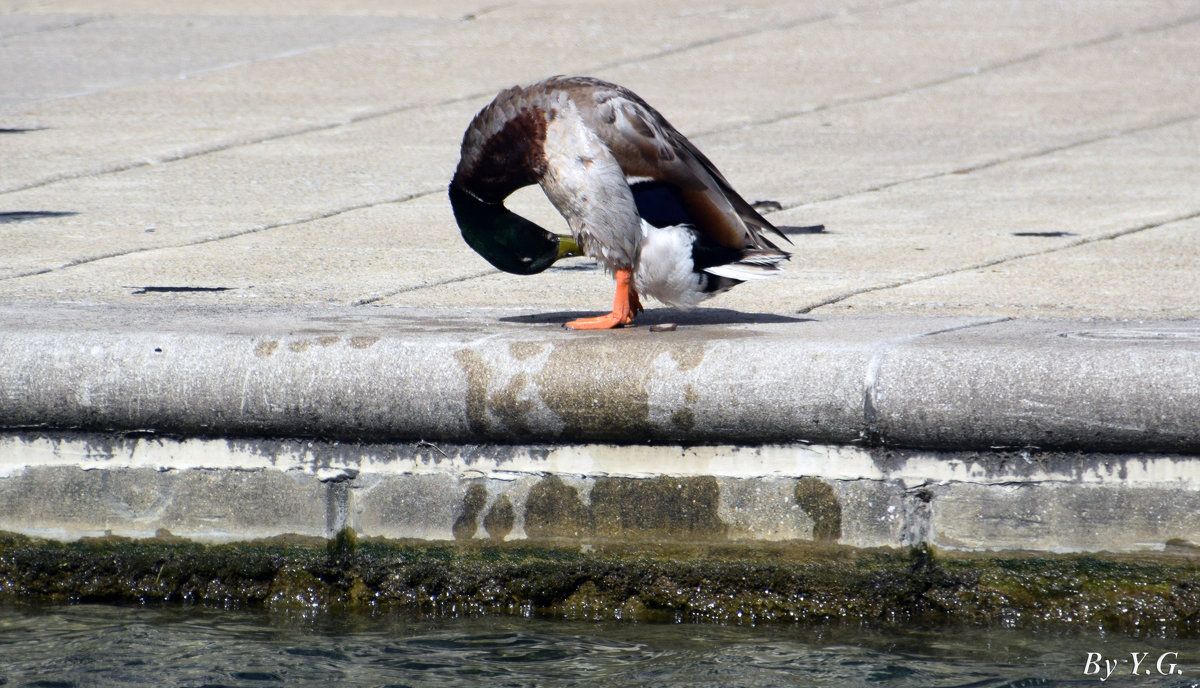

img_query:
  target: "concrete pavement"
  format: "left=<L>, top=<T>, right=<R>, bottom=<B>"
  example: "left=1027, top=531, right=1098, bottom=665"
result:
left=1, top=0, right=1199, bottom=554
left=2, top=0, right=1198, bottom=316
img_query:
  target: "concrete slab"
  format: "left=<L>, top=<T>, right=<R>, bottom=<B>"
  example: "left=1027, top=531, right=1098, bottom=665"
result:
left=750, top=117, right=1200, bottom=317
left=0, top=102, right=470, bottom=280
left=0, top=12, right=93, bottom=39
left=0, top=0, right=849, bottom=190
left=17, top=0, right=493, bottom=18
left=5, top=1, right=1195, bottom=320
left=0, top=463, right=332, bottom=541
left=687, top=17, right=1200, bottom=207
left=0, top=14, right=436, bottom=110
left=597, top=1, right=1200, bottom=134
left=836, top=216, right=1200, bottom=317
left=0, top=36, right=472, bottom=192
left=0, top=200, right=486, bottom=305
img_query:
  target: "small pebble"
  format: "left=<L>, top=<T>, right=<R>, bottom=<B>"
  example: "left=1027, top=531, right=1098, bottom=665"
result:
left=650, top=323, right=677, bottom=332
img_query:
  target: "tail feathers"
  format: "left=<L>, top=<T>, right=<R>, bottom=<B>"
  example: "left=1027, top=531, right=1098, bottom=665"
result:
left=702, top=249, right=788, bottom=281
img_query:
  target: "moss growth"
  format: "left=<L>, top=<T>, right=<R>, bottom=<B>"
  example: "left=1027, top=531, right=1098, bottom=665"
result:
left=327, top=527, right=359, bottom=560
left=0, top=533, right=1197, bottom=635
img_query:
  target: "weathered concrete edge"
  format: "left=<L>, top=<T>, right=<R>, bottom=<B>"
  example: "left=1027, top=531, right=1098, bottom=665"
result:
left=3, top=432, right=1199, bottom=554
left=1, top=304, right=1198, bottom=453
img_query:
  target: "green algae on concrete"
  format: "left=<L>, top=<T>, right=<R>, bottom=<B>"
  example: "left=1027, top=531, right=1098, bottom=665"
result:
left=1, top=531, right=1197, bottom=635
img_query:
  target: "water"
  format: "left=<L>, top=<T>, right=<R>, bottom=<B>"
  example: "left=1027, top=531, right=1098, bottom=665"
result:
left=1, top=604, right=1198, bottom=687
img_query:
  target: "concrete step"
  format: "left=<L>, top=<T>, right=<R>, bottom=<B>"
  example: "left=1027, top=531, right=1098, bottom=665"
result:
left=1, top=304, right=1197, bottom=554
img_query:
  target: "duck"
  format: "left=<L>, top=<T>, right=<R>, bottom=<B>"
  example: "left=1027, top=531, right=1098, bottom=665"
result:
left=449, top=75, right=795, bottom=330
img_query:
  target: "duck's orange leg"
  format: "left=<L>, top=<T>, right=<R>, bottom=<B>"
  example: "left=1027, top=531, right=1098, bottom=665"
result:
left=565, top=268, right=643, bottom=330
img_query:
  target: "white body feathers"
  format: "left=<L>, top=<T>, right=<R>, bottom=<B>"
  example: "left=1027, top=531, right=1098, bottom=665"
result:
left=634, top=222, right=786, bottom=309
left=540, top=100, right=786, bottom=310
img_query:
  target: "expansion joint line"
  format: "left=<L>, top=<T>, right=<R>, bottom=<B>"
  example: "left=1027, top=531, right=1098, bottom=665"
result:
left=792, top=112, right=1200, bottom=213
left=0, top=101, right=471, bottom=196
left=353, top=269, right=497, bottom=306
left=798, top=208, right=1200, bottom=315
left=588, top=0, right=923, bottom=75
left=0, top=15, right=102, bottom=42
left=0, top=189, right=441, bottom=282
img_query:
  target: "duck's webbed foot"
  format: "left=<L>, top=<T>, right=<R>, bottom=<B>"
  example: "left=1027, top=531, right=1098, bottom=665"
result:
left=565, top=268, right=641, bottom=330
left=565, top=311, right=634, bottom=329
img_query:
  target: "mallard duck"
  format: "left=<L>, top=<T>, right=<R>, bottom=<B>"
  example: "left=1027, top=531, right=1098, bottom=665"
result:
left=449, top=75, right=793, bottom=330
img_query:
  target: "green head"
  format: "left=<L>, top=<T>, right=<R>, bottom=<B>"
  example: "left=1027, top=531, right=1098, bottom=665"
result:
left=449, top=183, right=579, bottom=275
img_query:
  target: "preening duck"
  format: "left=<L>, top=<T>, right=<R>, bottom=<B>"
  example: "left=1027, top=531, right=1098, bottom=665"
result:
left=450, top=75, right=794, bottom=330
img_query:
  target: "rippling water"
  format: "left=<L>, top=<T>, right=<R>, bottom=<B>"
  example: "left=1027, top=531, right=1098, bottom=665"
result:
left=1, top=604, right=1198, bottom=687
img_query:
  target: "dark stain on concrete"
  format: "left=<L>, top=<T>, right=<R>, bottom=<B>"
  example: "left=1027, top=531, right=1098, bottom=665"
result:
left=669, top=344, right=707, bottom=372
left=524, top=475, right=727, bottom=541
left=453, top=350, right=489, bottom=436
left=535, top=343, right=652, bottom=440
left=866, top=448, right=1153, bottom=484
left=483, top=494, right=515, bottom=542
left=670, top=407, right=695, bottom=430
left=254, top=340, right=279, bottom=357
left=226, top=437, right=372, bottom=472
left=524, top=476, right=590, bottom=539
left=684, top=385, right=699, bottom=404
left=489, top=372, right=535, bottom=439
left=453, top=483, right=488, bottom=540
left=591, top=477, right=725, bottom=538
left=455, top=339, right=716, bottom=442
left=509, top=341, right=544, bottom=361
left=453, top=350, right=537, bottom=438
left=794, top=477, right=842, bottom=543
left=325, top=480, right=350, bottom=537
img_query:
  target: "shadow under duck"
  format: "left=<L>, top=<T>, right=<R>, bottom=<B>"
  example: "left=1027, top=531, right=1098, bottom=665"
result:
left=450, top=75, right=797, bottom=330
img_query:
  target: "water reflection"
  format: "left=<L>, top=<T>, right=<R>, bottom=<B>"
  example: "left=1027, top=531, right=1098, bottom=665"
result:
left=1, top=604, right=1198, bottom=687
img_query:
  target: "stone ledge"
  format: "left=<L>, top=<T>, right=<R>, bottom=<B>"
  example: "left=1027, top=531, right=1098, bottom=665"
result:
left=1, top=304, right=1199, bottom=452
left=3, top=433, right=1198, bottom=554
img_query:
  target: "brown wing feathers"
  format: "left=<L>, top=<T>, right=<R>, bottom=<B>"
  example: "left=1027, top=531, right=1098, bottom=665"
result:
left=570, top=77, right=790, bottom=253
